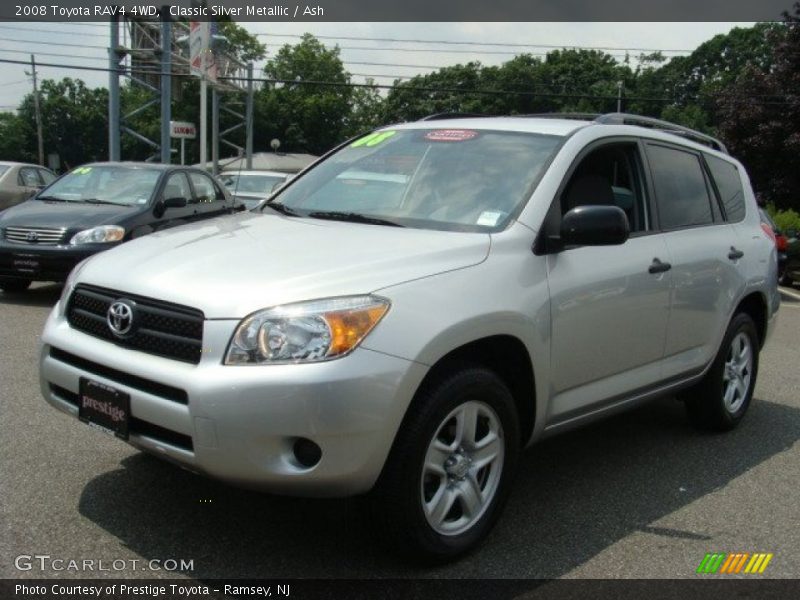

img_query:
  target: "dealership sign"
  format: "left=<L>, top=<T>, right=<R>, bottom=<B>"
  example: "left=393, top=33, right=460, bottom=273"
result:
left=170, top=122, right=197, bottom=140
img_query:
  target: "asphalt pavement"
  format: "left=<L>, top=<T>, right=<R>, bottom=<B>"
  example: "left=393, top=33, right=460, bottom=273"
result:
left=1, top=284, right=799, bottom=580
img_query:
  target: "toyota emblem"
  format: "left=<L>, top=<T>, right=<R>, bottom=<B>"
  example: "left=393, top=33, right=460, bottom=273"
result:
left=26, top=231, right=39, bottom=243
left=107, top=300, right=135, bottom=337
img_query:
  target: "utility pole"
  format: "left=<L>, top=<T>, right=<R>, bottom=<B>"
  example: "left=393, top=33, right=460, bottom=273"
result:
left=27, top=55, right=44, bottom=166
left=616, top=80, right=624, bottom=113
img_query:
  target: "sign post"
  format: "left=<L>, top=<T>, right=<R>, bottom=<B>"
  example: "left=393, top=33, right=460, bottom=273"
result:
left=170, top=121, right=197, bottom=165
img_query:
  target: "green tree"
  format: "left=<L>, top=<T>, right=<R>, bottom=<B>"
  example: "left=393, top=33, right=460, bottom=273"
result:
left=16, top=78, right=107, bottom=170
left=715, top=7, right=800, bottom=210
left=255, top=34, right=354, bottom=154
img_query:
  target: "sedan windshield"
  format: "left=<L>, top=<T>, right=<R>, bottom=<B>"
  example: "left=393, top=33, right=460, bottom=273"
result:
left=271, top=128, right=562, bottom=232
left=36, top=166, right=160, bottom=206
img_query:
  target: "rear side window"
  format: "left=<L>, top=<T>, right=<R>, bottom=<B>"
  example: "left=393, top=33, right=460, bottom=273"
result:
left=19, top=167, right=41, bottom=187
left=647, top=144, right=713, bottom=230
left=705, top=155, right=746, bottom=223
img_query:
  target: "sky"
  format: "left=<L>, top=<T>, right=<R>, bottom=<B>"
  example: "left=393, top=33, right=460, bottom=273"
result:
left=0, top=21, right=755, bottom=113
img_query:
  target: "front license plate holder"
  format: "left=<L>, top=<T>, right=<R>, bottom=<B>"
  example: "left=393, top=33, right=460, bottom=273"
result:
left=78, top=378, right=130, bottom=440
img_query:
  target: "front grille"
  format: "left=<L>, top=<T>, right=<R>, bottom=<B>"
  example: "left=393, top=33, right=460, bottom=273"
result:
left=49, top=383, right=194, bottom=452
left=67, top=284, right=204, bottom=364
left=3, top=226, right=67, bottom=245
left=50, top=347, right=189, bottom=405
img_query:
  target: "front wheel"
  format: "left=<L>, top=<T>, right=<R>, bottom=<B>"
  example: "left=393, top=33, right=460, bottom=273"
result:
left=370, top=365, right=520, bottom=563
left=681, top=312, right=759, bottom=431
left=0, top=277, right=31, bottom=293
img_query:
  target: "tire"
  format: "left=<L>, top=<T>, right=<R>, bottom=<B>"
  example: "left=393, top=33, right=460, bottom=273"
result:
left=681, top=312, right=759, bottom=431
left=0, top=277, right=31, bottom=293
left=779, top=270, right=792, bottom=287
left=369, top=364, right=520, bottom=563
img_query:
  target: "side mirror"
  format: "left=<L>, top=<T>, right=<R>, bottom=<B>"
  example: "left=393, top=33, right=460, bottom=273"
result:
left=164, top=196, right=187, bottom=209
left=560, top=205, right=630, bottom=247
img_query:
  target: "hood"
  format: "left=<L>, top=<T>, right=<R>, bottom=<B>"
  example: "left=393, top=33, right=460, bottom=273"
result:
left=77, top=212, right=490, bottom=318
left=0, top=199, right=136, bottom=230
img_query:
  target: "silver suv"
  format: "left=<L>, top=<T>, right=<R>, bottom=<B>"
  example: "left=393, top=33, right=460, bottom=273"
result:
left=39, top=114, right=779, bottom=562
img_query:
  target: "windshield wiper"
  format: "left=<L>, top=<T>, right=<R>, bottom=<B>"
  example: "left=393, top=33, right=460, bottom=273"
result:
left=262, top=201, right=300, bottom=217
left=36, top=195, right=71, bottom=202
left=82, top=199, right=129, bottom=206
left=307, top=211, right=404, bottom=227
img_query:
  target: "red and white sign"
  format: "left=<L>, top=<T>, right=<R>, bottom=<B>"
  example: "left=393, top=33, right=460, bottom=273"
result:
left=170, top=121, right=197, bottom=140
left=424, top=129, right=479, bottom=142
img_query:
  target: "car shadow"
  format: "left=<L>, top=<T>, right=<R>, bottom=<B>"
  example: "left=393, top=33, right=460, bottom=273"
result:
left=77, top=395, right=800, bottom=579
left=0, top=283, right=61, bottom=307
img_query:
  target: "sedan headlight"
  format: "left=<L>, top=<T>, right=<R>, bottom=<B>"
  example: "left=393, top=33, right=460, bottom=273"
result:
left=225, top=296, right=390, bottom=365
left=70, top=225, right=125, bottom=245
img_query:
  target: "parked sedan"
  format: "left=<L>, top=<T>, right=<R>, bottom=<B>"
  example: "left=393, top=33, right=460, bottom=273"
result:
left=758, top=209, right=789, bottom=284
left=781, top=229, right=800, bottom=286
left=0, top=161, right=57, bottom=212
left=0, top=162, right=241, bottom=292
left=219, top=170, right=290, bottom=209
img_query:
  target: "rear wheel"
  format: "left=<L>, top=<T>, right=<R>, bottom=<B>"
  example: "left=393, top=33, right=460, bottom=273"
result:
left=0, top=277, right=31, bottom=293
left=370, top=365, right=520, bottom=563
left=681, top=312, right=759, bottom=431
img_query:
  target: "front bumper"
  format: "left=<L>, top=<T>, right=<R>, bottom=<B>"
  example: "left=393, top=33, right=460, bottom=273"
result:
left=0, top=241, right=101, bottom=282
left=39, top=306, right=427, bottom=497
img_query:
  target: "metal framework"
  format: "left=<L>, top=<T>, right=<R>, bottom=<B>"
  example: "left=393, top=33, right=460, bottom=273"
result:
left=108, top=8, right=254, bottom=168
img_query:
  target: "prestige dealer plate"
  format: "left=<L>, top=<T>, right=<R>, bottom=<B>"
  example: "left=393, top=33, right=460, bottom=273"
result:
left=78, top=378, right=130, bottom=440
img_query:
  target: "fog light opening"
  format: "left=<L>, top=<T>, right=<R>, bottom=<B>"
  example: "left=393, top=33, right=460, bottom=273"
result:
left=292, top=437, right=322, bottom=469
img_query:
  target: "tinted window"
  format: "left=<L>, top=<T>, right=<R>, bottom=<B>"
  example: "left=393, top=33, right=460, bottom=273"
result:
left=561, top=143, right=650, bottom=233
left=19, top=167, right=41, bottom=187
left=706, top=155, right=746, bottom=223
left=648, top=145, right=713, bottom=230
left=163, top=173, right=193, bottom=203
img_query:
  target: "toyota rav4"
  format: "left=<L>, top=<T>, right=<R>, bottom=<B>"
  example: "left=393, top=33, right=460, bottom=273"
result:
left=39, top=114, right=779, bottom=562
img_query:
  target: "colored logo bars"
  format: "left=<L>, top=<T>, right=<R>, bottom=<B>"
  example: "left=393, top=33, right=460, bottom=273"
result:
left=697, top=552, right=774, bottom=574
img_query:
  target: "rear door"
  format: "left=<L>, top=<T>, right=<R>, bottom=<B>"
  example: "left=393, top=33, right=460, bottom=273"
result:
left=644, top=142, right=745, bottom=379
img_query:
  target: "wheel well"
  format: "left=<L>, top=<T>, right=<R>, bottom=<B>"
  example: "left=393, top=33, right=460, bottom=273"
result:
left=420, top=335, right=536, bottom=446
left=735, top=292, right=767, bottom=348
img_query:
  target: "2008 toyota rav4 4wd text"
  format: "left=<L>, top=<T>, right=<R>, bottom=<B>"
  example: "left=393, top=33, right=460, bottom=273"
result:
left=40, top=114, right=779, bottom=562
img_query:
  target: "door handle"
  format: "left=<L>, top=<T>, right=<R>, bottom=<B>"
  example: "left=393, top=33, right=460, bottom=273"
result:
left=648, top=258, right=672, bottom=274
left=728, top=247, right=744, bottom=260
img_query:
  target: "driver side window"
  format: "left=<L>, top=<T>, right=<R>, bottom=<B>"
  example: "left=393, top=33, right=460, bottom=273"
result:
left=560, top=143, right=650, bottom=234
left=163, top=173, right=193, bottom=203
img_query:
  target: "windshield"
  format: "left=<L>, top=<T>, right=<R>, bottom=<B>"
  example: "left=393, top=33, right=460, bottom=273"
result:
left=271, top=128, right=561, bottom=232
left=37, top=165, right=161, bottom=206
left=221, top=173, right=287, bottom=195
left=0, top=166, right=8, bottom=178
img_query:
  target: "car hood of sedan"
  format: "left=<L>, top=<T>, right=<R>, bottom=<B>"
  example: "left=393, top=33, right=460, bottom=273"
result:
left=0, top=198, right=135, bottom=230
left=76, top=211, right=491, bottom=318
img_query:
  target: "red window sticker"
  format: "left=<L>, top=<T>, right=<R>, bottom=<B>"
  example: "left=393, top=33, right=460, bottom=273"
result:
left=424, top=129, right=478, bottom=142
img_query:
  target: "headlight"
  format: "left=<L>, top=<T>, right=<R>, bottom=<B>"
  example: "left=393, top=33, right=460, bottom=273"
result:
left=70, top=225, right=125, bottom=245
left=225, top=296, right=390, bottom=365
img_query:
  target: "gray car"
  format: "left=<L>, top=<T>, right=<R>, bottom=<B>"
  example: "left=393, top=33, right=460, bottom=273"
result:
left=38, top=114, right=779, bottom=562
left=0, top=161, right=57, bottom=212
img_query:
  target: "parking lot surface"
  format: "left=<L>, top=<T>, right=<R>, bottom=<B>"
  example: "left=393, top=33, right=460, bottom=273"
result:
left=1, top=284, right=799, bottom=579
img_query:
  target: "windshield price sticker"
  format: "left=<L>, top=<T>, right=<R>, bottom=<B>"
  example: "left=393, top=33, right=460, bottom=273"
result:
left=424, top=130, right=479, bottom=142
left=351, top=131, right=397, bottom=148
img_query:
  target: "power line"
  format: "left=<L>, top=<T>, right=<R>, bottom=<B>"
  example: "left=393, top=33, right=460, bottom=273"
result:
left=257, top=32, right=694, bottom=54
left=0, top=24, right=109, bottom=38
left=0, top=56, right=795, bottom=106
left=0, top=35, right=108, bottom=50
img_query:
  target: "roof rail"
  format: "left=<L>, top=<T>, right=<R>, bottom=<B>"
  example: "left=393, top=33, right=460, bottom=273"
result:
left=596, top=112, right=728, bottom=153
left=418, top=112, right=488, bottom=121
left=519, top=113, right=601, bottom=121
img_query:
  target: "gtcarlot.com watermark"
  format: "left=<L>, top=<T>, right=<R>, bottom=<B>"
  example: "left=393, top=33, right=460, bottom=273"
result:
left=14, top=554, right=194, bottom=573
